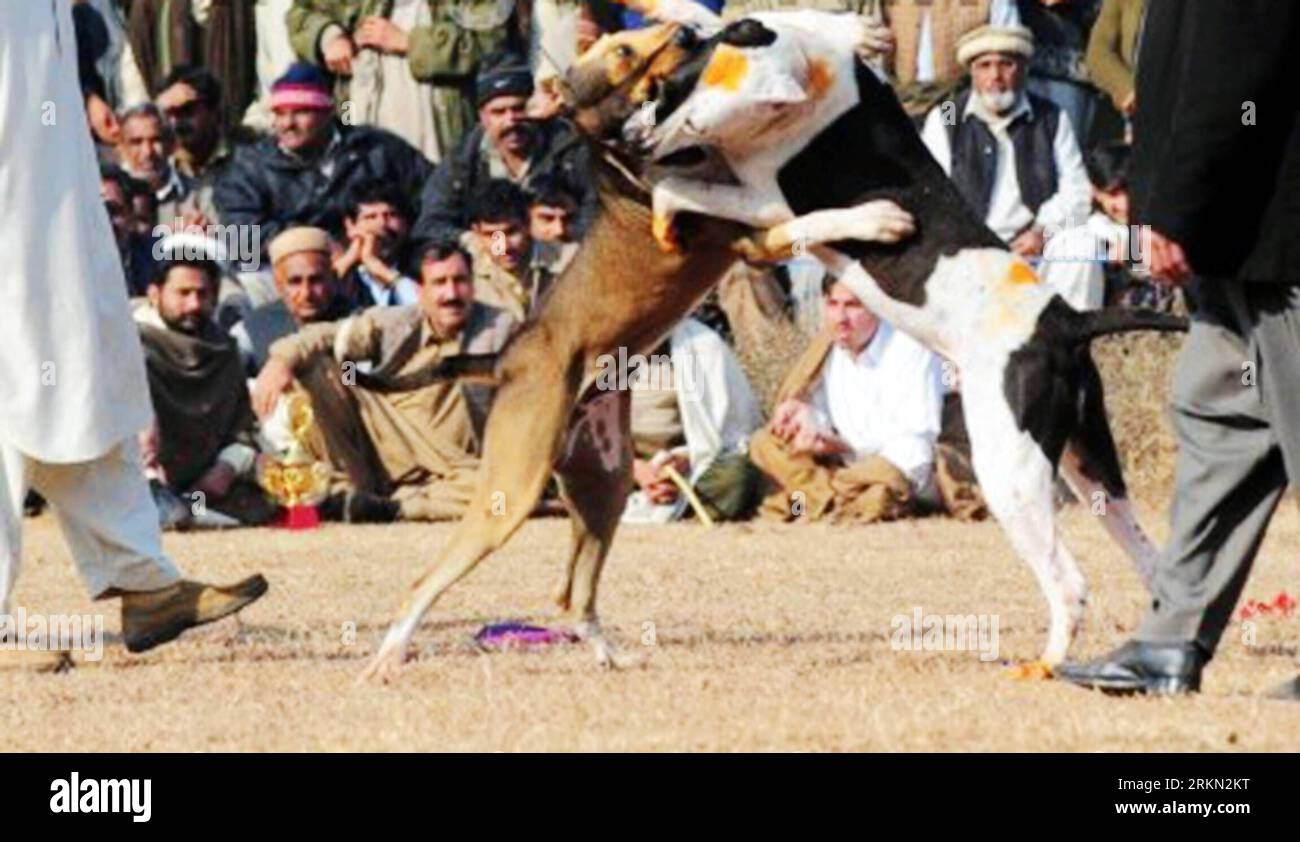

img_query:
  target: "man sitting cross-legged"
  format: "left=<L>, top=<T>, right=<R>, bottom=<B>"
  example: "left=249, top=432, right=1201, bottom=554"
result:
left=134, top=256, right=278, bottom=528
left=232, top=226, right=362, bottom=376
left=250, top=242, right=517, bottom=523
left=749, top=277, right=946, bottom=524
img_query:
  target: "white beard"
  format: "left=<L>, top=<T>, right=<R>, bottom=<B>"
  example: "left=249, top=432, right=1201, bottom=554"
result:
left=977, top=88, right=1020, bottom=116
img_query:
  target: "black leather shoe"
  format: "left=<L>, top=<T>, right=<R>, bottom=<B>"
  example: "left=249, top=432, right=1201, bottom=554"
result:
left=1056, top=640, right=1205, bottom=696
left=1263, top=676, right=1300, bottom=701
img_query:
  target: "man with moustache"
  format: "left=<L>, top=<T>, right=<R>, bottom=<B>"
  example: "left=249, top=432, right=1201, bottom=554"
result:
left=214, top=62, right=432, bottom=256
left=920, top=24, right=1091, bottom=259
left=411, top=53, right=596, bottom=254
left=134, top=256, right=276, bottom=527
left=251, top=242, right=517, bottom=522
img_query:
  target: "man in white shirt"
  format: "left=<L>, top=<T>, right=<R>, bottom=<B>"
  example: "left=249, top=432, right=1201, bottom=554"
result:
left=749, top=279, right=945, bottom=524
left=920, top=25, right=1091, bottom=260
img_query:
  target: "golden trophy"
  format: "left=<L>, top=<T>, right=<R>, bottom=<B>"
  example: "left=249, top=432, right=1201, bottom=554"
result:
left=257, top=394, right=332, bottom=529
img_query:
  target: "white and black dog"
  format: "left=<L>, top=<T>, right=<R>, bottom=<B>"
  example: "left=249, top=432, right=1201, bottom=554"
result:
left=600, top=4, right=1184, bottom=671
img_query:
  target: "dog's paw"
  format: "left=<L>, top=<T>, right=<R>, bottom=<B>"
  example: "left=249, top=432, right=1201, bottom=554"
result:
left=857, top=199, right=916, bottom=244
left=1006, top=659, right=1055, bottom=681
left=357, top=640, right=412, bottom=686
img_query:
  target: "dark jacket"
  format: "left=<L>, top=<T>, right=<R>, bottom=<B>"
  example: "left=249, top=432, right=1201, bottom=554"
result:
left=945, top=90, right=1062, bottom=222
left=1132, top=0, right=1300, bottom=282
left=213, top=122, right=434, bottom=256
left=411, top=118, right=597, bottom=254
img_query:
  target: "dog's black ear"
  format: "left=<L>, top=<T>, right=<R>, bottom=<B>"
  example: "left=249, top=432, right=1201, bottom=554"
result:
left=719, top=18, right=777, bottom=48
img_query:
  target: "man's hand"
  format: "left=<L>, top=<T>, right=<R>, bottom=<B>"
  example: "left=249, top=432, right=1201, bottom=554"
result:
left=252, top=357, right=296, bottom=419
left=633, top=454, right=688, bottom=505
left=354, top=17, right=410, bottom=55
left=1146, top=229, right=1193, bottom=286
left=359, top=233, right=398, bottom=286
left=191, top=461, right=237, bottom=500
left=1010, top=227, right=1046, bottom=257
left=1120, top=89, right=1136, bottom=116
left=769, top=399, right=808, bottom=443
left=86, top=94, right=120, bottom=145
left=322, top=32, right=355, bottom=75
left=138, top=423, right=166, bottom=483
left=856, top=15, right=896, bottom=65
left=333, top=234, right=363, bottom=279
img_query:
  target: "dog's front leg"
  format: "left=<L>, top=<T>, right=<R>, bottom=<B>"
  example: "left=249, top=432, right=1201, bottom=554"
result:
left=736, top=201, right=917, bottom=262
left=652, top=177, right=791, bottom=252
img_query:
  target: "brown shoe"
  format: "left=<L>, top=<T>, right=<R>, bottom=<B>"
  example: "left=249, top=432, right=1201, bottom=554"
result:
left=121, top=575, right=268, bottom=654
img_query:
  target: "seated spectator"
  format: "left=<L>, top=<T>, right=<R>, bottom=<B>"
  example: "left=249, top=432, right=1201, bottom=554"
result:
left=213, top=62, right=433, bottom=255
left=334, top=182, right=420, bottom=308
left=156, top=65, right=236, bottom=225
left=286, top=0, right=521, bottom=162
left=412, top=52, right=596, bottom=253
left=526, top=173, right=580, bottom=245
left=749, top=279, right=945, bottom=524
left=100, top=163, right=153, bottom=296
left=134, top=256, right=276, bottom=527
left=1085, top=0, right=1142, bottom=142
left=463, top=179, right=555, bottom=321
left=921, top=25, right=1091, bottom=259
left=622, top=318, right=764, bottom=525
left=250, top=243, right=517, bottom=523
left=879, top=0, right=1023, bottom=119
left=1016, top=0, right=1102, bottom=144
left=118, top=102, right=192, bottom=225
left=232, top=227, right=359, bottom=376
left=1041, top=142, right=1175, bottom=312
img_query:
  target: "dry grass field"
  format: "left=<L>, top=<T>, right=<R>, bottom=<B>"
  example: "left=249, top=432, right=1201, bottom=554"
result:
left=3, top=500, right=1297, bottom=752
left=5, top=327, right=1296, bottom=752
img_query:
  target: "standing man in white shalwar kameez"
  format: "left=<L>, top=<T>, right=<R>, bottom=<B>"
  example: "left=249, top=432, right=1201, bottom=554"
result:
left=0, top=0, right=267, bottom=667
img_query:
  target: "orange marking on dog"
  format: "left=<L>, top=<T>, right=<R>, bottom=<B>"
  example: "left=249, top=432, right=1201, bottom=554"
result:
left=702, top=45, right=749, bottom=91
left=1006, top=261, right=1040, bottom=286
left=807, top=58, right=833, bottom=99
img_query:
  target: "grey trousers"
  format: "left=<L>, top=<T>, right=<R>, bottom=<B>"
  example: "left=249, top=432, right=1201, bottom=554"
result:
left=1137, top=281, right=1300, bottom=657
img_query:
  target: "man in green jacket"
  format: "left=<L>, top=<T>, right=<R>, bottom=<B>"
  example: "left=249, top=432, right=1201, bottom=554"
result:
left=287, top=0, right=524, bottom=163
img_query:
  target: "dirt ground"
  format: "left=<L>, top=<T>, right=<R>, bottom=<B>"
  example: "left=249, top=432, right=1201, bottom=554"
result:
left=3, top=501, right=1297, bottom=752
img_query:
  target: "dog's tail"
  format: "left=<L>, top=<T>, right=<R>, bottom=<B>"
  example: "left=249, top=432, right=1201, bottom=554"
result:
left=352, top=353, right=501, bottom=394
left=1063, top=307, right=1188, bottom=345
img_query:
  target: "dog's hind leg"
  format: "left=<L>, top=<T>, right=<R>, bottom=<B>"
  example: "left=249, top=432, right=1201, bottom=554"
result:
left=361, top=342, right=581, bottom=683
left=963, top=371, right=1087, bottom=672
left=553, top=390, right=641, bottom=668
left=1057, top=356, right=1159, bottom=586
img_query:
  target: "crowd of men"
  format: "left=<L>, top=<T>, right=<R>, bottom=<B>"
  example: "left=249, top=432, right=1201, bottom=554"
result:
left=63, top=0, right=1160, bottom=533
